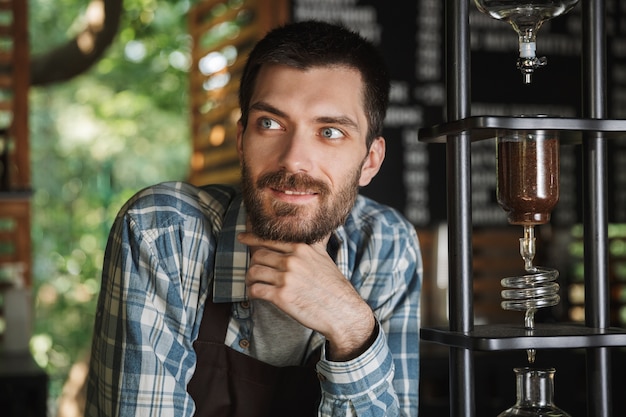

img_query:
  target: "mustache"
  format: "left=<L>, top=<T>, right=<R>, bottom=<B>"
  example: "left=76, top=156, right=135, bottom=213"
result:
left=256, top=171, right=330, bottom=195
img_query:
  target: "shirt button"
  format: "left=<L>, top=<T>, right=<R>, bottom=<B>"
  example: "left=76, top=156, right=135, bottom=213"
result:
left=239, top=339, right=250, bottom=349
left=240, top=300, right=250, bottom=309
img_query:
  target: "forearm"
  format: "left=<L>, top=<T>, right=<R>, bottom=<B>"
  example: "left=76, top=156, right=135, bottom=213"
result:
left=315, top=231, right=422, bottom=417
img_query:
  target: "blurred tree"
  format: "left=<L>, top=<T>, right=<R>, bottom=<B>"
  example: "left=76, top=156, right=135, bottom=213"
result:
left=29, top=0, right=194, bottom=408
left=30, top=0, right=122, bottom=86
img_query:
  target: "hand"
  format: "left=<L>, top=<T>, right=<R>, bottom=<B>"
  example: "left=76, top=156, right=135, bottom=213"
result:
left=237, top=232, right=376, bottom=361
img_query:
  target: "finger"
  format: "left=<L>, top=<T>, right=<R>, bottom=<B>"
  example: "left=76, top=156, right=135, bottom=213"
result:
left=237, top=232, right=294, bottom=253
left=246, top=279, right=277, bottom=302
left=245, top=265, right=282, bottom=302
left=249, top=247, right=288, bottom=271
left=310, top=238, right=331, bottom=255
left=246, top=266, right=275, bottom=285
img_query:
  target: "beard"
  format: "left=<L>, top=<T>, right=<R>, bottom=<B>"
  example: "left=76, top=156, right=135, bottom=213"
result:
left=241, top=162, right=362, bottom=244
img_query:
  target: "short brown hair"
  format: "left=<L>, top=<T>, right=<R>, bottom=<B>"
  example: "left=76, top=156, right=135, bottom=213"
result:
left=238, top=20, right=390, bottom=148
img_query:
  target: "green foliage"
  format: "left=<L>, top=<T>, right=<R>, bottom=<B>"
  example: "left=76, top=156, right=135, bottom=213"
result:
left=29, top=0, right=193, bottom=404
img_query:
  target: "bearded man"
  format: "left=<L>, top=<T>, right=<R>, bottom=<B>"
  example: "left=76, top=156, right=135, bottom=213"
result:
left=86, top=20, right=422, bottom=417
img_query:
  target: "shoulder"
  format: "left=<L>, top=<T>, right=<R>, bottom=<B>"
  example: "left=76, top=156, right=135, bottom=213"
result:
left=122, top=182, right=237, bottom=212
left=340, top=196, right=422, bottom=292
left=342, top=194, right=420, bottom=254
left=117, top=182, right=239, bottom=230
left=346, top=195, right=416, bottom=236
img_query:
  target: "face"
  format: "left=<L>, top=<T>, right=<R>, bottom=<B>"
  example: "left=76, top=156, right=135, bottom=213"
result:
left=237, top=64, right=385, bottom=244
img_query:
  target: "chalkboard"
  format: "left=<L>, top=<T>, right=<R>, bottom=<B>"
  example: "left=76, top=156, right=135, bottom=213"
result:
left=292, top=0, right=626, bottom=226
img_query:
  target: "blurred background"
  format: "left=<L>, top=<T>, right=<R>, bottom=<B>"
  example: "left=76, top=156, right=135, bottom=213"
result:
left=28, top=0, right=196, bottom=413
left=0, top=0, right=626, bottom=416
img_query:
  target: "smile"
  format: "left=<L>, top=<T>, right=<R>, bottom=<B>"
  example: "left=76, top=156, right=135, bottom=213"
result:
left=270, top=188, right=319, bottom=204
left=282, top=189, right=316, bottom=196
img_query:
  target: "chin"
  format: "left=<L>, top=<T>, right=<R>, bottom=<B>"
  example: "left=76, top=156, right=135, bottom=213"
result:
left=253, top=218, right=329, bottom=244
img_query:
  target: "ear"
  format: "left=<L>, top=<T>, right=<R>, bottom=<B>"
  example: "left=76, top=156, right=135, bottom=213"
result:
left=358, top=137, right=385, bottom=187
left=236, top=120, right=244, bottom=163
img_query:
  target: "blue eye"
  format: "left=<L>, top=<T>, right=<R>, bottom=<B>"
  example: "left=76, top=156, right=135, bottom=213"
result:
left=321, top=127, right=343, bottom=139
left=259, top=117, right=281, bottom=130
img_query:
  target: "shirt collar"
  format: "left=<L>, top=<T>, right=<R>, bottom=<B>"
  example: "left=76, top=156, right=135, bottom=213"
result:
left=213, top=193, right=249, bottom=302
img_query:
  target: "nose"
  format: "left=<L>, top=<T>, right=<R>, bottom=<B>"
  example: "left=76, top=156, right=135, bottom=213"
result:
left=278, top=131, right=313, bottom=173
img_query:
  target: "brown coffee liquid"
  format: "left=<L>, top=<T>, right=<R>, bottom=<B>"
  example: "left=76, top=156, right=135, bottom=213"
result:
left=497, top=132, right=559, bottom=225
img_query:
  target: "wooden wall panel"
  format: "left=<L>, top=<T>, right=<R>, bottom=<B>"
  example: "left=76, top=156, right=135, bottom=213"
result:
left=0, top=0, right=31, bottom=289
left=188, top=0, right=289, bottom=186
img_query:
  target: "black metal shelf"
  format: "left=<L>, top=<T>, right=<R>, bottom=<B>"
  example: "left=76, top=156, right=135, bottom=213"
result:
left=421, top=324, right=626, bottom=351
left=421, top=1, right=620, bottom=415
left=418, top=115, right=626, bottom=143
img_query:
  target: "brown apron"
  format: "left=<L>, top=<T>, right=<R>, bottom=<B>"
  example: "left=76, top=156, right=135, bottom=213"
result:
left=187, top=296, right=322, bottom=417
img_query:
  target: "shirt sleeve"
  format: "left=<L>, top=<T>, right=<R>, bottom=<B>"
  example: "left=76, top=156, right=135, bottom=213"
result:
left=85, top=187, right=213, bottom=417
left=316, top=324, right=401, bottom=417
left=316, top=214, right=422, bottom=417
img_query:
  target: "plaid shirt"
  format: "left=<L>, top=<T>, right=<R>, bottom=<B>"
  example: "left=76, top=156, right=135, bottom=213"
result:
left=85, top=181, right=422, bottom=417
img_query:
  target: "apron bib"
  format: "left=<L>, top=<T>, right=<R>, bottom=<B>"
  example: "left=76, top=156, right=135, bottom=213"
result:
left=188, top=297, right=321, bottom=417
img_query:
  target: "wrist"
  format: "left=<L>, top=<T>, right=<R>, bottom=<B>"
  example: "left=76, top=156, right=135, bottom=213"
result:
left=326, top=318, right=379, bottom=362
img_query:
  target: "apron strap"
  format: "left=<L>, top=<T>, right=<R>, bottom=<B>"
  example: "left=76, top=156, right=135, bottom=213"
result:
left=196, top=292, right=232, bottom=343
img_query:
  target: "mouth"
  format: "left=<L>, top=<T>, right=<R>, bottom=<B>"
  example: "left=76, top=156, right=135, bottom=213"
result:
left=256, top=171, right=329, bottom=204
left=271, top=187, right=318, bottom=202
left=280, top=189, right=317, bottom=196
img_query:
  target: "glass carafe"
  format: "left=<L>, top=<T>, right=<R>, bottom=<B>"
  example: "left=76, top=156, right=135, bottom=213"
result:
left=498, top=367, right=572, bottom=417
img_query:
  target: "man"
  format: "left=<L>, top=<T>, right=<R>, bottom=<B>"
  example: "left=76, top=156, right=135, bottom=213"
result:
left=85, top=20, right=422, bottom=416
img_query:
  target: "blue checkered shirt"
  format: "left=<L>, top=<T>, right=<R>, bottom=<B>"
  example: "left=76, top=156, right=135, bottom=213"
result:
left=85, top=181, right=422, bottom=416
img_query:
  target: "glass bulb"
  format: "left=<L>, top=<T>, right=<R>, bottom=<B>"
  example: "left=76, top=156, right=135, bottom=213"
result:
left=496, top=128, right=560, bottom=226
left=498, top=368, right=572, bottom=417
left=474, top=0, right=579, bottom=83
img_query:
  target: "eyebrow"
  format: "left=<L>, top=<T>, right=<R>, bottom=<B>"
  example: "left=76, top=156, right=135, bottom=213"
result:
left=249, top=101, right=287, bottom=118
left=315, top=115, right=360, bottom=133
left=250, top=101, right=361, bottom=133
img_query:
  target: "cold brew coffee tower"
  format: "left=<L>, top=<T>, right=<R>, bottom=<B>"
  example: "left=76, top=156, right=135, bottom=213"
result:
left=418, top=0, right=626, bottom=414
left=496, top=128, right=561, bottom=363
